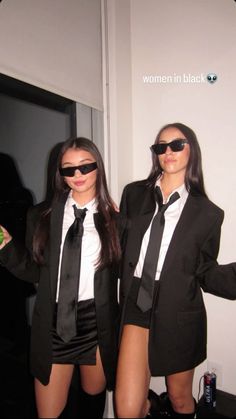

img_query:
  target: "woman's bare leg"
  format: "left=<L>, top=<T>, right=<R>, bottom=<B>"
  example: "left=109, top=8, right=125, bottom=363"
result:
left=115, top=325, right=151, bottom=418
left=79, top=347, right=106, bottom=394
left=166, top=369, right=195, bottom=414
left=35, top=364, right=74, bottom=418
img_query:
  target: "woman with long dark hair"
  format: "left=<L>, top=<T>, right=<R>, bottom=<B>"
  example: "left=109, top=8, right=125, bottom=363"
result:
left=0, top=137, right=125, bottom=418
left=115, top=123, right=236, bottom=418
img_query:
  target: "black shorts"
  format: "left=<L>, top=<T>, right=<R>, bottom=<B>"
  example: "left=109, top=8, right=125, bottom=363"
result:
left=123, top=277, right=159, bottom=329
left=52, top=298, right=98, bottom=365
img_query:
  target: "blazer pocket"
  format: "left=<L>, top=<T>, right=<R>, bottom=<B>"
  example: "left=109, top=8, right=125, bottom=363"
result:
left=177, top=309, right=205, bottom=326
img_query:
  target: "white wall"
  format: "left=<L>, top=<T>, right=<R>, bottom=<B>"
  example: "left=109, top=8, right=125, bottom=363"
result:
left=104, top=0, right=236, bottom=407
left=102, top=0, right=133, bottom=198
left=0, top=0, right=102, bottom=110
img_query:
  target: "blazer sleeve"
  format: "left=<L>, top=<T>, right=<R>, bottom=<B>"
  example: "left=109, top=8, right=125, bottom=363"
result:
left=119, top=185, right=128, bottom=215
left=0, top=207, right=40, bottom=284
left=196, top=213, right=236, bottom=300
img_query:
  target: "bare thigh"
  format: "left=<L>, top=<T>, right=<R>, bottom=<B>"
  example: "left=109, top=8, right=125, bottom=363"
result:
left=35, top=363, right=74, bottom=418
left=80, top=346, right=106, bottom=395
left=166, top=368, right=195, bottom=413
left=115, top=325, right=151, bottom=418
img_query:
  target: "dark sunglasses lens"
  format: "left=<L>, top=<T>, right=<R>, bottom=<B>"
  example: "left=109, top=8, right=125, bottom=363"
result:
left=79, top=162, right=97, bottom=174
left=151, top=140, right=186, bottom=155
left=151, top=144, right=167, bottom=155
left=170, top=140, right=185, bottom=151
left=59, top=162, right=97, bottom=177
left=59, top=167, right=75, bottom=177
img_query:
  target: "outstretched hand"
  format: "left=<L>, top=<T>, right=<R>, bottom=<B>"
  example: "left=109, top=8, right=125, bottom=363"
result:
left=0, top=225, right=12, bottom=249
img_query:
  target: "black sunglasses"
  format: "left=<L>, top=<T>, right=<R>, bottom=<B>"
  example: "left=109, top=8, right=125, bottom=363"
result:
left=59, top=162, right=98, bottom=177
left=151, top=139, right=188, bottom=155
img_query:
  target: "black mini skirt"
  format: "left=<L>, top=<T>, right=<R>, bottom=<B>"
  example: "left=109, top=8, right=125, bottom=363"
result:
left=123, top=277, right=159, bottom=329
left=52, top=298, right=98, bottom=365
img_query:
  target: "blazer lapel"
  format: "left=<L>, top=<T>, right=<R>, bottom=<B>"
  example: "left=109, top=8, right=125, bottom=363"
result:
left=50, top=193, right=68, bottom=299
left=125, top=186, right=157, bottom=267
left=160, top=194, right=199, bottom=277
left=126, top=211, right=155, bottom=268
left=139, top=185, right=156, bottom=215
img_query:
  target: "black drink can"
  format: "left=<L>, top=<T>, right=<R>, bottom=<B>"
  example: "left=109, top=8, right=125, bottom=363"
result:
left=204, top=371, right=216, bottom=408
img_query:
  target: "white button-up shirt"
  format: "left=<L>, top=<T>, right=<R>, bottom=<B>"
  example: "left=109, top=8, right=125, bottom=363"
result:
left=56, top=193, right=101, bottom=301
left=134, top=181, right=188, bottom=281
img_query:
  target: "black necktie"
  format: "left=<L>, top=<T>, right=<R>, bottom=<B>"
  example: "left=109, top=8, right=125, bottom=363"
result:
left=56, top=205, right=87, bottom=342
left=136, top=187, right=180, bottom=312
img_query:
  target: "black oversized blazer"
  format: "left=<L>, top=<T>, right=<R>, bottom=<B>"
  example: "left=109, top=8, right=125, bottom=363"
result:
left=0, top=192, right=126, bottom=389
left=119, top=180, right=236, bottom=376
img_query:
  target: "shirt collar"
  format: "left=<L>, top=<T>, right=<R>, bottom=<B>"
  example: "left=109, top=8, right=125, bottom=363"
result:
left=155, top=178, right=188, bottom=206
left=67, top=191, right=98, bottom=213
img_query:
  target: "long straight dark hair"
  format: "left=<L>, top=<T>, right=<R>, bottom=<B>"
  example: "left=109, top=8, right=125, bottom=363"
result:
left=33, top=137, right=121, bottom=269
left=147, top=122, right=207, bottom=197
